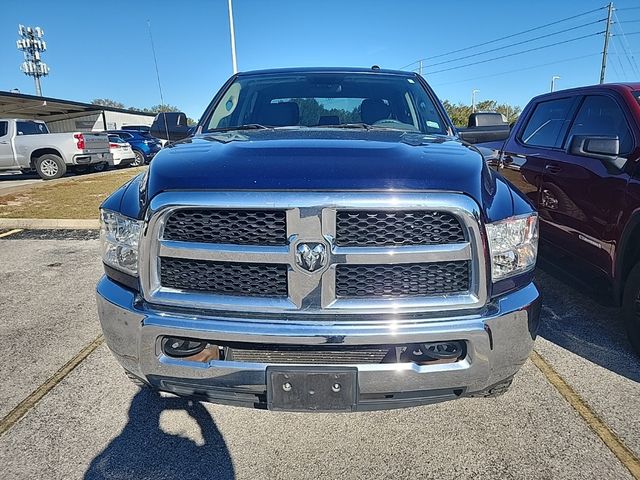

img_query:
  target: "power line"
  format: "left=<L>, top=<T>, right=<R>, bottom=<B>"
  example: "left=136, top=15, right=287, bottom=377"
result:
left=613, top=10, right=640, bottom=77
left=610, top=35, right=629, bottom=78
left=430, top=53, right=600, bottom=87
left=400, top=5, right=607, bottom=69
left=419, top=19, right=605, bottom=70
left=426, top=31, right=605, bottom=75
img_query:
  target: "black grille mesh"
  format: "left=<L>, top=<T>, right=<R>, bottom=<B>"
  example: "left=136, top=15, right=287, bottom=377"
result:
left=163, top=209, right=287, bottom=245
left=229, top=347, right=390, bottom=364
left=335, top=210, right=465, bottom=247
left=160, top=257, right=288, bottom=297
left=336, top=261, right=470, bottom=298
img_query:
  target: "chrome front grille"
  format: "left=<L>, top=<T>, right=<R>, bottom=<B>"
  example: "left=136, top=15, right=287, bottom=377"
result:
left=160, top=257, right=288, bottom=297
left=228, top=346, right=390, bottom=364
left=163, top=209, right=287, bottom=245
left=140, top=192, right=487, bottom=315
left=335, top=210, right=465, bottom=247
left=335, top=261, right=470, bottom=298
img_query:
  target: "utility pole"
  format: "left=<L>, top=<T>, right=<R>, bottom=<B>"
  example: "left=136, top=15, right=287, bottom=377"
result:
left=600, top=2, right=613, bottom=84
left=550, top=75, right=560, bottom=92
left=228, top=0, right=238, bottom=74
left=16, top=25, right=49, bottom=96
left=419, top=60, right=423, bottom=76
left=472, top=89, right=479, bottom=113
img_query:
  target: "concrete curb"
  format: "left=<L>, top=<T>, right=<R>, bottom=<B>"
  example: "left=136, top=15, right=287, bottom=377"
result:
left=0, top=218, right=99, bottom=230
left=0, top=166, right=146, bottom=197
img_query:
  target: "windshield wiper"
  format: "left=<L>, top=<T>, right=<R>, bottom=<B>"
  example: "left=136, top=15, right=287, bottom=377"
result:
left=314, top=123, right=374, bottom=130
left=207, top=124, right=271, bottom=133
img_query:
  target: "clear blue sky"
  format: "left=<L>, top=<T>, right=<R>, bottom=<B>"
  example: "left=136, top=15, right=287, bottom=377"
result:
left=2, top=0, right=639, bottom=119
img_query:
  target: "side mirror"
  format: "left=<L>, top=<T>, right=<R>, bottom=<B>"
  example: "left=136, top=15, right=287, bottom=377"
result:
left=568, top=135, right=626, bottom=169
left=150, top=112, right=190, bottom=142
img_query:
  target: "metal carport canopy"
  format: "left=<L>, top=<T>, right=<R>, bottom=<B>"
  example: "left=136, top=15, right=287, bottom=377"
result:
left=0, top=90, right=149, bottom=122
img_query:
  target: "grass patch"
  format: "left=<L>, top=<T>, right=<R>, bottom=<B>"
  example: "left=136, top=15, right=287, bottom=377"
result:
left=0, top=167, right=145, bottom=219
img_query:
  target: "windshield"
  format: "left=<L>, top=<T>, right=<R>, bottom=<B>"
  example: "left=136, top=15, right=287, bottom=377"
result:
left=204, top=72, right=448, bottom=134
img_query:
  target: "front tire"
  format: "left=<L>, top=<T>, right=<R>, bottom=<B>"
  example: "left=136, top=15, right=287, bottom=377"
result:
left=622, top=261, right=640, bottom=356
left=131, top=150, right=145, bottom=167
left=35, top=154, right=66, bottom=180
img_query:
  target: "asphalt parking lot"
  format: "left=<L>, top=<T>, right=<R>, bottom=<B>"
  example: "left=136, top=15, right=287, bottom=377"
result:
left=0, top=231, right=639, bottom=479
left=0, top=172, right=43, bottom=195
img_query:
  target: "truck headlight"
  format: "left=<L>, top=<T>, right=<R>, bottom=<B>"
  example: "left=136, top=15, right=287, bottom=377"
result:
left=486, top=213, right=538, bottom=281
left=100, top=210, right=142, bottom=276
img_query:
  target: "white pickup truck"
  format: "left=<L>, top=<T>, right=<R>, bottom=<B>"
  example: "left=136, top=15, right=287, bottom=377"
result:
left=0, top=118, right=112, bottom=179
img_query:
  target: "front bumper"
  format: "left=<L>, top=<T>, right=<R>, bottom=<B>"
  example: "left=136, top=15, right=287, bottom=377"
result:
left=97, top=277, right=541, bottom=411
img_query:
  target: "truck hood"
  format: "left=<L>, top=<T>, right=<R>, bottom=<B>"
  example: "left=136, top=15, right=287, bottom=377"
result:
left=146, top=129, right=496, bottom=206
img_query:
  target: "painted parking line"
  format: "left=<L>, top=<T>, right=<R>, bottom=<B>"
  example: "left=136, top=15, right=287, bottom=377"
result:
left=0, top=229, right=23, bottom=238
left=0, top=334, right=104, bottom=437
left=531, top=350, right=640, bottom=479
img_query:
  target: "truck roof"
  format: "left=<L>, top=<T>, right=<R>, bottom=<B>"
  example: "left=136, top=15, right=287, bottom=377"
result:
left=0, top=118, right=45, bottom=123
left=530, top=82, right=640, bottom=103
left=236, top=66, right=416, bottom=77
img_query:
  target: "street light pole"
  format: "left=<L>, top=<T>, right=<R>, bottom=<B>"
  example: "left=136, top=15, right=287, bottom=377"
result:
left=550, top=75, right=560, bottom=92
left=471, top=89, right=479, bottom=113
left=228, top=0, right=238, bottom=74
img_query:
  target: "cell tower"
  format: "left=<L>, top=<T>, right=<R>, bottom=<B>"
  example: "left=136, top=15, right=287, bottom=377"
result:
left=16, top=25, right=49, bottom=96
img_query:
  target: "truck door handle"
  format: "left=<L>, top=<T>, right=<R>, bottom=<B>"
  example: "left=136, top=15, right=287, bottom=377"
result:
left=545, top=164, right=562, bottom=174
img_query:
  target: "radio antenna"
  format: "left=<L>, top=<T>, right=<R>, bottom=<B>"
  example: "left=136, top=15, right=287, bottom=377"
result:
left=147, top=20, right=169, bottom=141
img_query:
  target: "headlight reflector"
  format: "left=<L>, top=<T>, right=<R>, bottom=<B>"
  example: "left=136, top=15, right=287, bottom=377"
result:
left=486, top=213, right=538, bottom=281
left=100, top=210, right=142, bottom=276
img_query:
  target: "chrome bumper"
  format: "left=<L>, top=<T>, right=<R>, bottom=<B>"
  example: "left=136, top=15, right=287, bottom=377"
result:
left=96, top=276, right=541, bottom=411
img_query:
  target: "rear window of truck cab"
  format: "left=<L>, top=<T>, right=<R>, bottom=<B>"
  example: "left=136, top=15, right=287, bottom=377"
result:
left=204, top=73, right=447, bottom=135
left=16, top=121, right=48, bottom=135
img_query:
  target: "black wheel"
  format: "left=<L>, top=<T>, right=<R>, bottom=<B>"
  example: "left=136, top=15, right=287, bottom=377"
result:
left=90, top=162, right=107, bottom=173
left=469, top=378, right=513, bottom=398
left=125, top=370, right=149, bottom=388
left=35, top=154, right=66, bottom=180
left=131, top=150, right=145, bottom=166
left=622, top=261, right=640, bottom=356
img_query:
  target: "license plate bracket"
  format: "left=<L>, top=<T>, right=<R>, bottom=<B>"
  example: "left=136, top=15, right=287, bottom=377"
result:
left=267, top=367, right=357, bottom=412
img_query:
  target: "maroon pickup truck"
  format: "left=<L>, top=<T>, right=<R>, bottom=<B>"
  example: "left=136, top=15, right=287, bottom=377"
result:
left=492, top=83, right=640, bottom=354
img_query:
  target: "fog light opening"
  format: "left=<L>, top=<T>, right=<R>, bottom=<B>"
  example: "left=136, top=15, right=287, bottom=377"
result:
left=408, top=341, right=465, bottom=365
left=162, top=337, right=212, bottom=359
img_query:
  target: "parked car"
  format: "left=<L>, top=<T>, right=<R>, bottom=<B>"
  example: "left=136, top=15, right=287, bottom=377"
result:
left=107, top=134, right=136, bottom=168
left=120, top=124, right=151, bottom=134
left=97, top=67, right=541, bottom=412
left=457, top=112, right=511, bottom=144
left=492, top=83, right=640, bottom=354
left=107, top=130, right=162, bottom=165
left=0, top=118, right=111, bottom=179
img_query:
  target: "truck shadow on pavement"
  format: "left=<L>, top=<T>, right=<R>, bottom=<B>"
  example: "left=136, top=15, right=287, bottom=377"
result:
left=536, top=266, right=640, bottom=383
left=84, top=389, right=235, bottom=480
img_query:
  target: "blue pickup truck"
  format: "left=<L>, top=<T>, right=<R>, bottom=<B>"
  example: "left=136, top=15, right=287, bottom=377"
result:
left=96, top=67, right=541, bottom=412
